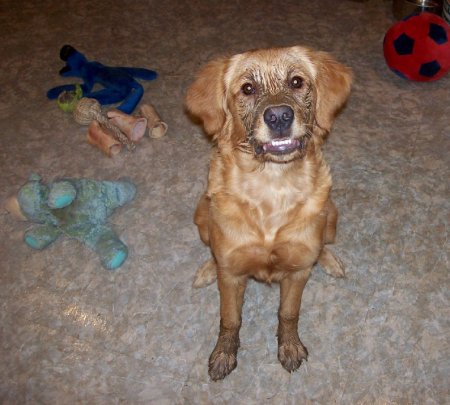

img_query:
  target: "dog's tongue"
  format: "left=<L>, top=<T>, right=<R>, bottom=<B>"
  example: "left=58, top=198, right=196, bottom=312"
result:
left=262, top=138, right=300, bottom=153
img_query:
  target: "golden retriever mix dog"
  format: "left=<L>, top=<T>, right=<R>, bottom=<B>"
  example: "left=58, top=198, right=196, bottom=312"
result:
left=185, top=46, right=352, bottom=381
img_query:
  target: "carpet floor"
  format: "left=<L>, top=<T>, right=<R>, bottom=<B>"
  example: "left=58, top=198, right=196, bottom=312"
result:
left=1, top=0, right=448, bottom=403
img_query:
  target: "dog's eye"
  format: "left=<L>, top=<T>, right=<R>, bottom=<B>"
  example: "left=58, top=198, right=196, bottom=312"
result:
left=290, top=76, right=304, bottom=89
left=241, top=83, right=256, bottom=95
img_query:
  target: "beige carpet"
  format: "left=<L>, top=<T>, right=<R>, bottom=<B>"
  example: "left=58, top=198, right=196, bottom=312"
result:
left=1, top=0, right=448, bottom=403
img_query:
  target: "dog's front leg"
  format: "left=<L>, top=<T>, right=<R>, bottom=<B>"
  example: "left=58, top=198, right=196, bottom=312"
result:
left=209, top=272, right=247, bottom=381
left=278, top=268, right=311, bottom=372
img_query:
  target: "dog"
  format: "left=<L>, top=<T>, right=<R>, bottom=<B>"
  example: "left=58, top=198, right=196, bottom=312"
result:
left=185, top=46, right=352, bottom=381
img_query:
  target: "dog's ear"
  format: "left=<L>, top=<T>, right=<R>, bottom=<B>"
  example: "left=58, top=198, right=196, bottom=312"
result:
left=185, top=58, right=228, bottom=136
left=312, top=51, right=352, bottom=136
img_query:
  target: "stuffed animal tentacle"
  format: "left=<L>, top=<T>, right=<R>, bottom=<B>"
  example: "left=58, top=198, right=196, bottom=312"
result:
left=72, top=224, right=128, bottom=270
left=48, top=180, right=77, bottom=209
left=101, top=180, right=137, bottom=209
left=24, top=223, right=61, bottom=250
left=18, top=174, right=60, bottom=226
left=84, top=87, right=129, bottom=105
left=120, top=67, right=158, bottom=81
left=115, top=83, right=144, bottom=114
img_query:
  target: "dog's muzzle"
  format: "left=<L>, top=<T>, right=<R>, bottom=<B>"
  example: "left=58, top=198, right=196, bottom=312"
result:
left=255, top=104, right=305, bottom=156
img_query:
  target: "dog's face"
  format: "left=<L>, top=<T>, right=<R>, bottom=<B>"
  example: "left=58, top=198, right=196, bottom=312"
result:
left=186, top=46, right=352, bottom=164
left=224, top=48, right=319, bottom=163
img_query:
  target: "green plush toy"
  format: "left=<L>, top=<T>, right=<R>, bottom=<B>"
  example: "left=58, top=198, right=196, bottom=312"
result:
left=7, top=174, right=136, bottom=270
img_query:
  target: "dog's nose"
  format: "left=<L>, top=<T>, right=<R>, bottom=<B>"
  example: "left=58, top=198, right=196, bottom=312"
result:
left=263, top=105, right=294, bottom=134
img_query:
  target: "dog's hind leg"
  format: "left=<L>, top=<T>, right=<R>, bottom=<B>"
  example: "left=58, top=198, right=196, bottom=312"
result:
left=194, top=193, right=211, bottom=246
left=193, top=193, right=217, bottom=288
left=317, top=247, right=345, bottom=278
left=317, top=199, right=345, bottom=278
left=323, top=198, right=338, bottom=244
left=193, top=258, right=217, bottom=288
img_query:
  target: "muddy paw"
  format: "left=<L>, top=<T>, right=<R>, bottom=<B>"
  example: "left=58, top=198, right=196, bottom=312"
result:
left=208, top=348, right=237, bottom=381
left=278, top=341, right=308, bottom=373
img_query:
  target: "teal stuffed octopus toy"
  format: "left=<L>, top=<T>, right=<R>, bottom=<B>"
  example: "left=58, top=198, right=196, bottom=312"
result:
left=6, top=174, right=136, bottom=270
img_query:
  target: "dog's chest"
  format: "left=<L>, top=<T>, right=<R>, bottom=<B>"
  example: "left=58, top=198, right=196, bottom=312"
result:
left=226, top=178, right=323, bottom=280
left=236, top=168, right=323, bottom=266
left=248, top=184, right=301, bottom=241
left=210, top=157, right=328, bottom=279
left=238, top=168, right=310, bottom=236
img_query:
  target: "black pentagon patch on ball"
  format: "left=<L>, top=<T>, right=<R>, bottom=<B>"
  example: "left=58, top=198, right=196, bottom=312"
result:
left=419, top=60, right=441, bottom=77
left=429, top=23, right=448, bottom=45
left=394, top=33, right=415, bottom=55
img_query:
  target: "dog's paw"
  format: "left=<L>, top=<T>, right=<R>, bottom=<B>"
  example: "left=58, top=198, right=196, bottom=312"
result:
left=208, top=348, right=237, bottom=381
left=278, top=340, right=308, bottom=373
left=193, top=258, right=217, bottom=288
left=318, top=247, right=345, bottom=278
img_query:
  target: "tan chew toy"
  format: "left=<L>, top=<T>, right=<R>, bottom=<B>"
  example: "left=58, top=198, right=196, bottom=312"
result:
left=74, top=98, right=135, bottom=150
left=139, top=104, right=168, bottom=138
left=106, top=109, right=147, bottom=142
left=87, top=120, right=122, bottom=157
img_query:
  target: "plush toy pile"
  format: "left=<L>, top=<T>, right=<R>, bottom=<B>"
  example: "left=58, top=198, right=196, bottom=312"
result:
left=383, top=12, right=450, bottom=82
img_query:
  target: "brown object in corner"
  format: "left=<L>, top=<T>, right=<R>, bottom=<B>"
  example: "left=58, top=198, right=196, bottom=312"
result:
left=139, top=104, right=168, bottom=138
left=86, top=120, right=122, bottom=157
left=106, top=109, right=148, bottom=142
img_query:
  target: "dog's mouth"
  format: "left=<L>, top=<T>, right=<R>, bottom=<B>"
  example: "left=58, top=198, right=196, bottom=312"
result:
left=254, top=137, right=305, bottom=156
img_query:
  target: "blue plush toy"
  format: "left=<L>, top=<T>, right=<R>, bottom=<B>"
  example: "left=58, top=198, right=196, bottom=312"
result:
left=7, top=174, right=136, bottom=270
left=47, top=45, right=157, bottom=114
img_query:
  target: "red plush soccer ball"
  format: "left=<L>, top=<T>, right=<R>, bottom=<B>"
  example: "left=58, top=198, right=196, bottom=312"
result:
left=383, top=12, right=450, bottom=82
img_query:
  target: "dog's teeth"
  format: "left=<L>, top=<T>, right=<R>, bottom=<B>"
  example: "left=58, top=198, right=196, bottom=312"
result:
left=271, top=139, right=292, bottom=146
